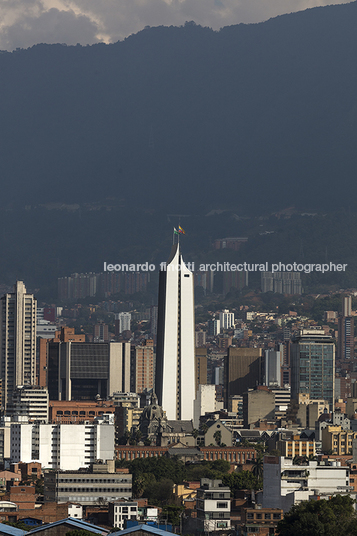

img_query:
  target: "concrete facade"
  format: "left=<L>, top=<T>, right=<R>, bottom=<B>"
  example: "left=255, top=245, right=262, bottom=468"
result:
left=196, top=479, right=231, bottom=531
left=44, top=468, right=132, bottom=505
left=10, top=420, right=115, bottom=470
left=243, top=387, right=275, bottom=428
left=262, top=455, right=350, bottom=512
left=155, top=243, right=195, bottom=420
left=0, top=282, right=37, bottom=411
left=193, top=385, right=216, bottom=429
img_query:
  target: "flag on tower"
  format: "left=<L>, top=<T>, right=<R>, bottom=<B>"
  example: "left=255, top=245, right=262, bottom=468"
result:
left=178, top=226, right=185, bottom=234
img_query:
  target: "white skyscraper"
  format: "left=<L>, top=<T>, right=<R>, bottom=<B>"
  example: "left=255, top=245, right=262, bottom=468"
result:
left=0, top=281, right=37, bottom=411
left=155, top=242, right=195, bottom=420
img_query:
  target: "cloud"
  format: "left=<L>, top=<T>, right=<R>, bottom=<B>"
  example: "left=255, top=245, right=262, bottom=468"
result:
left=0, top=3, right=99, bottom=50
left=0, top=0, right=353, bottom=51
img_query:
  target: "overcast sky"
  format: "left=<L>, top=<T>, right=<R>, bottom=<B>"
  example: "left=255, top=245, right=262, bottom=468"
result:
left=0, top=0, right=352, bottom=51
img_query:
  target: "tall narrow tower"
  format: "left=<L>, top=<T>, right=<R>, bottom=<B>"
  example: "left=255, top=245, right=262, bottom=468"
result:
left=0, top=281, right=37, bottom=411
left=155, top=243, right=195, bottom=420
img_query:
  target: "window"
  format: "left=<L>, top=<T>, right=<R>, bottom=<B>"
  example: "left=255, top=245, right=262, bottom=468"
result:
left=265, top=513, right=271, bottom=519
left=217, top=502, right=228, bottom=509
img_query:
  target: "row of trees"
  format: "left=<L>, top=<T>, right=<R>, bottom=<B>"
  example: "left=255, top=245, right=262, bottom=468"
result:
left=277, top=495, right=357, bottom=536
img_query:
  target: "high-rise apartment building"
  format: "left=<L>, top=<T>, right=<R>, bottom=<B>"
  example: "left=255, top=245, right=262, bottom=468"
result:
left=130, top=339, right=155, bottom=394
left=0, top=282, right=37, bottom=411
left=7, top=386, right=49, bottom=422
left=291, top=329, right=335, bottom=409
left=155, top=242, right=195, bottom=420
left=219, top=310, right=235, bottom=330
left=207, top=318, right=220, bottom=337
left=115, top=313, right=131, bottom=335
left=261, top=271, right=302, bottom=295
left=338, top=295, right=354, bottom=360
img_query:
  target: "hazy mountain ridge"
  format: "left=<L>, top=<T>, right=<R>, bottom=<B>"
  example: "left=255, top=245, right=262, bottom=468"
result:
left=1, top=3, right=357, bottom=212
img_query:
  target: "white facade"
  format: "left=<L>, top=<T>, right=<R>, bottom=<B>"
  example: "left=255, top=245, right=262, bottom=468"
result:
left=36, top=320, right=57, bottom=339
left=68, top=504, right=83, bottom=519
left=193, top=385, right=216, bottom=428
left=116, top=313, right=131, bottom=334
left=156, top=243, right=195, bottom=420
left=196, top=479, right=231, bottom=531
left=219, top=310, right=234, bottom=330
left=110, top=501, right=138, bottom=530
left=0, top=281, right=37, bottom=411
left=262, top=456, right=350, bottom=512
left=8, top=386, right=49, bottom=422
left=10, top=421, right=115, bottom=470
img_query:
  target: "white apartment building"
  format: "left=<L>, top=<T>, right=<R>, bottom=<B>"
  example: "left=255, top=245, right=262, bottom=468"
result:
left=219, top=310, right=234, bottom=330
left=7, top=386, right=49, bottom=422
left=262, top=456, right=351, bottom=512
left=116, top=313, right=131, bottom=334
left=10, top=419, right=114, bottom=470
left=0, top=281, right=37, bottom=411
left=196, top=479, right=231, bottom=531
left=109, top=501, right=138, bottom=530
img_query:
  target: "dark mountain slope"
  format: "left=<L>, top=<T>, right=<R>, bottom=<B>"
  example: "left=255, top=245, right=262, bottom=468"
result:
left=0, top=3, right=357, bottom=212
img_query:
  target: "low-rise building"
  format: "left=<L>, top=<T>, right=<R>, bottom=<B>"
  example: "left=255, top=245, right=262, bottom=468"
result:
left=108, top=501, right=138, bottom=530
left=277, top=435, right=316, bottom=459
left=240, top=506, right=283, bottom=536
left=196, top=479, right=231, bottom=531
left=44, top=464, right=132, bottom=505
left=321, top=425, right=357, bottom=455
left=262, top=455, right=351, bottom=512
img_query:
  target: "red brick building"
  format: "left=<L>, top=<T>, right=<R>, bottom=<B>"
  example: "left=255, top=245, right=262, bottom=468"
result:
left=116, top=445, right=257, bottom=464
left=49, top=400, right=115, bottom=424
left=240, top=506, right=283, bottom=535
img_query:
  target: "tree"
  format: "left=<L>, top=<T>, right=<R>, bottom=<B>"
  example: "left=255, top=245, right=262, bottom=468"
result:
left=213, top=430, right=222, bottom=446
left=276, top=495, right=357, bottom=536
left=3, top=522, right=30, bottom=532
left=200, top=423, right=209, bottom=434
left=252, top=453, right=264, bottom=479
left=223, top=470, right=262, bottom=492
left=161, top=504, right=184, bottom=525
